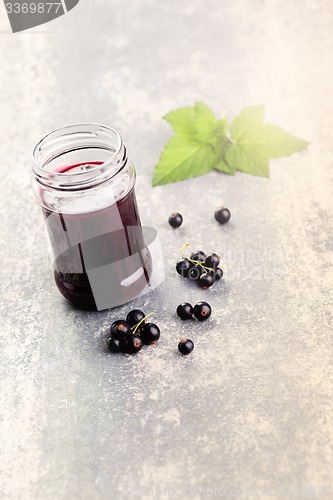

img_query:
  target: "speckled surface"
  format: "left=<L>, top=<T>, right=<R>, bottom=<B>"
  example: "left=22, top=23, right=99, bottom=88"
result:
left=0, top=1, right=333, bottom=499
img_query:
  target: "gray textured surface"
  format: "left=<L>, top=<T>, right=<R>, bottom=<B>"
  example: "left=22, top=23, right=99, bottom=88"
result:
left=0, top=1, right=333, bottom=499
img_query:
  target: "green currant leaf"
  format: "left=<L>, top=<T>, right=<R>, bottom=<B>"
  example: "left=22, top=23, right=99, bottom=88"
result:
left=163, top=106, right=197, bottom=140
left=213, top=117, right=228, bottom=144
left=152, top=135, right=218, bottom=186
left=164, top=102, right=218, bottom=143
left=153, top=102, right=225, bottom=186
left=192, top=102, right=220, bottom=143
left=153, top=103, right=309, bottom=185
left=215, top=158, right=235, bottom=175
left=226, top=105, right=309, bottom=177
left=259, top=124, right=310, bottom=158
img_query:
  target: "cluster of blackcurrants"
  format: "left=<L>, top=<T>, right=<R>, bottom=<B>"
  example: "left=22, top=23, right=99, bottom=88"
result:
left=107, top=309, right=160, bottom=355
left=168, top=207, right=231, bottom=229
left=176, top=301, right=212, bottom=355
left=176, top=250, right=223, bottom=289
left=106, top=302, right=212, bottom=356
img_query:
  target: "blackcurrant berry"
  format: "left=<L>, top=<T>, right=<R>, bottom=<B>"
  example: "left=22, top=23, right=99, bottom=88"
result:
left=188, top=265, right=204, bottom=281
left=178, top=338, right=194, bottom=355
left=214, top=207, right=231, bottom=224
left=168, top=212, right=183, bottom=228
left=205, top=253, right=220, bottom=270
left=120, top=334, right=143, bottom=354
left=193, top=301, right=212, bottom=321
left=106, top=337, right=121, bottom=353
left=140, top=323, right=160, bottom=345
left=111, top=320, right=131, bottom=340
left=126, top=310, right=145, bottom=327
left=190, top=250, right=206, bottom=262
left=215, top=267, right=223, bottom=281
left=176, top=302, right=194, bottom=320
left=198, top=273, right=215, bottom=289
left=176, top=259, right=193, bottom=278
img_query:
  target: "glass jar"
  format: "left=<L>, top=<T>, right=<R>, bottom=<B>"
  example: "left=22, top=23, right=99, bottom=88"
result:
left=32, top=123, right=153, bottom=310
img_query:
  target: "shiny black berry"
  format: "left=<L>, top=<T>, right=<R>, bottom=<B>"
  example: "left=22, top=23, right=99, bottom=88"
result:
left=198, top=273, right=215, bottom=289
left=126, top=310, right=145, bottom=327
left=169, top=212, right=183, bottom=228
left=106, top=337, right=121, bottom=353
left=215, top=267, right=223, bottom=281
left=193, top=301, right=212, bottom=321
left=120, top=334, right=143, bottom=354
left=176, top=302, right=194, bottom=320
left=190, top=250, right=206, bottom=262
left=215, top=207, right=231, bottom=224
left=140, top=323, right=160, bottom=345
left=178, top=338, right=194, bottom=355
left=176, top=258, right=193, bottom=278
left=205, top=253, right=220, bottom=270
left=111, top=320, right=131, bottom=340
left=188, top=265, right=204, bottom=281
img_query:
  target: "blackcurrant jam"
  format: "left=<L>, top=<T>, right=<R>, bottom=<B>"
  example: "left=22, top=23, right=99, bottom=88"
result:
left=32, top=125, right=152, bottom=310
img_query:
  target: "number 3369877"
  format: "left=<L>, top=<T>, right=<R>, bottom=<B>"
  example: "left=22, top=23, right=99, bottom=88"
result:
left=5, top=3, right=62, bottom=14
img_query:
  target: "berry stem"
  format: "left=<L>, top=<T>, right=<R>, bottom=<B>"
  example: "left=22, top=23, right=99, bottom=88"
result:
left=131, top=312, right=154, bottom=334
left=180, top=243, right=215, bottom=273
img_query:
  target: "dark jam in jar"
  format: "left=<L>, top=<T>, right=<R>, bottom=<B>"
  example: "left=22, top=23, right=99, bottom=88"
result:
left=33, top=125, right=153, bottom=310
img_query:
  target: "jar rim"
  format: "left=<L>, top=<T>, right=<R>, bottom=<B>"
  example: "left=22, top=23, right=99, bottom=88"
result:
left=32, top=123, right=126, bottom=191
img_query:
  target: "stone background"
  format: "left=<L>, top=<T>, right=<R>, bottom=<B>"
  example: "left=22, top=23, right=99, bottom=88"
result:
left=0, top=1, right=332, bottom=499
